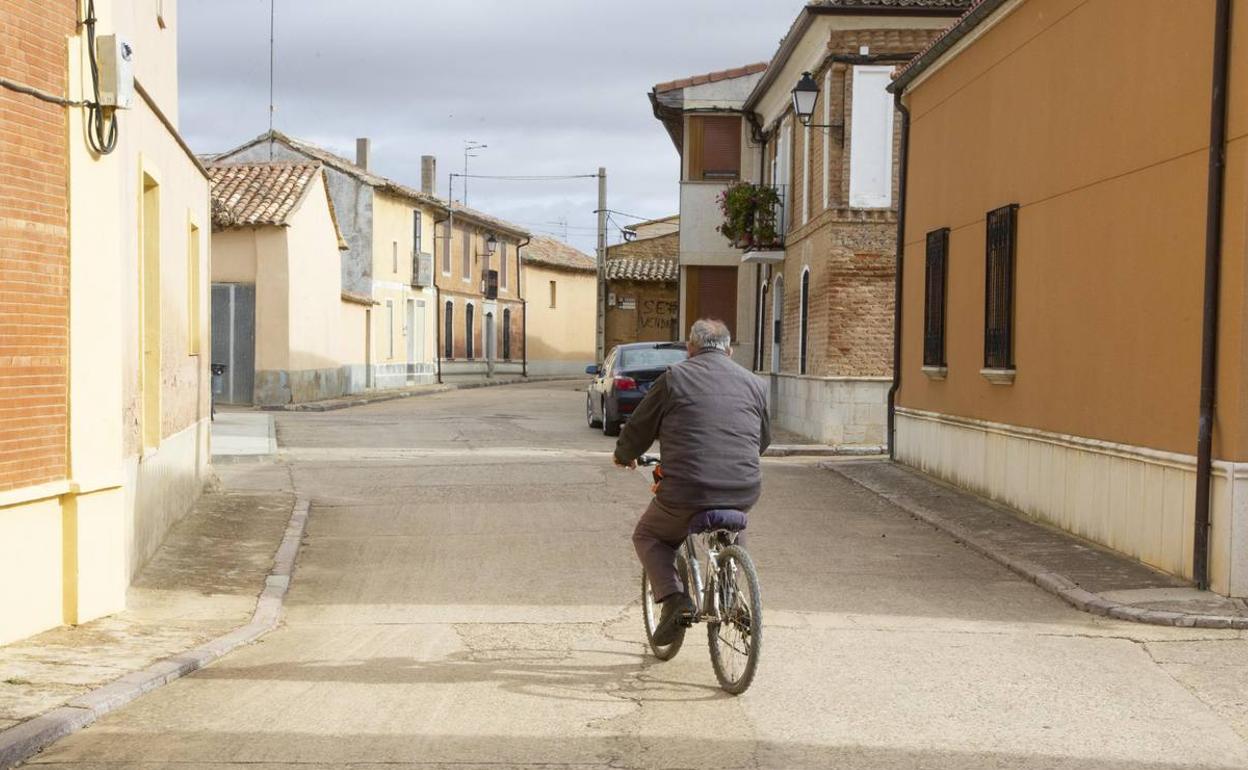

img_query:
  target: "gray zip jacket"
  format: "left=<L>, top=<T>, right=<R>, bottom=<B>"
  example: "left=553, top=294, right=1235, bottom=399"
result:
left=614, top=348, right=770, bottom=512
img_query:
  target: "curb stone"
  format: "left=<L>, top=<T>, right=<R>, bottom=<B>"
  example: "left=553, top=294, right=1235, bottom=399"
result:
left=827, top=462, right=1248, bottom=630
left=0, top=496, right=312, bottom=769
left=262, top=375, right=580, bottom=413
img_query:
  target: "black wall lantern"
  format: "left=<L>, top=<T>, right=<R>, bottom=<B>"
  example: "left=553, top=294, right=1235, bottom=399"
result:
left=791, top=71, right=820, bottom=125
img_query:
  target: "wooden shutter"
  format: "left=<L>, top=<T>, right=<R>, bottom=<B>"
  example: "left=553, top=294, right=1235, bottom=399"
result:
left=923, top=228, right=950, bottom=368
left=984, top=204, right=1018, bottom=370
left=688, top=116, right=741, bottom=181
left=685, top=266, right=738, bottom=338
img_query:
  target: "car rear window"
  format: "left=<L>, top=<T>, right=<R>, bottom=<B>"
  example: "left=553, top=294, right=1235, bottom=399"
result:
left=620, top=347, right=686, bottom=369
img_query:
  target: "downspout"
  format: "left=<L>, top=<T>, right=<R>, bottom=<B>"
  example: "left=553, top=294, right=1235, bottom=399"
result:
left=435, top=283, right=443, bottom=384
left=517, top=235, right=530, bottom=378
left=887, top=92, right=911, bottom=461
left=1193, top=0, right=1233, bottom=591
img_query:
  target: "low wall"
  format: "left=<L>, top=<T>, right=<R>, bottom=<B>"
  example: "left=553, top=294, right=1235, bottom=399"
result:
left=764, top=373, right=891, bottom=448
left=440, top=360, right=525, bottom=383
left=526, top=360, right=593, bottom=378
left=895, top=407, right=1248, bottom=598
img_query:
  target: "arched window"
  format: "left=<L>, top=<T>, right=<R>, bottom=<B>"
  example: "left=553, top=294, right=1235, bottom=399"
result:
left=444, top=301, right=454, bottom=359
left=465, top=303, right=475, bottom=360
left=799, top=268, right=810, bottom=375
left=502, top=308, right=512, bottom=360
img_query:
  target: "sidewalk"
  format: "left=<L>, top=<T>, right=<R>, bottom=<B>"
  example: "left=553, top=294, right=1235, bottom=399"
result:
left=831, top=458, right=1248, bottom=628
left=0, top=486, right=297, bottom=763
left=255, top=375, right=576, bottom=413
left=763, top=426, right=885, bottom=458
left=210, top=411, right=276, bottom=459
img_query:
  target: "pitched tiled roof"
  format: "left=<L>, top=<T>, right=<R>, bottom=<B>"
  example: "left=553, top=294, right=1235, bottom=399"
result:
left=811, top=0, right=970, bottom=8
left=522, top=236, right=596, bottom=273
left=217, top=131, right=530, bottom=239
left=207, top=162, right=320, bottom=228
left=654, top=62, right=769, bottom=94
left=605, top=257, right=678, bottom=283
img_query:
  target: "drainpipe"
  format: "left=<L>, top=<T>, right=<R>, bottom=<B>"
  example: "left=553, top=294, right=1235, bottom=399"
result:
left=887, top=92, right=912, bottom=460
left=435, top=282, right=443, bottom=385
left=517, top=235, right=530, bottom=378
left=1193, top=0, right=1233, bottom=591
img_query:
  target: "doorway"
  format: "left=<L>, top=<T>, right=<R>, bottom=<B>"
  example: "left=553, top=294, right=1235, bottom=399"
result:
left=771, top=274, right=784, bottom=374
left=210, top=283, right=256, bottom=404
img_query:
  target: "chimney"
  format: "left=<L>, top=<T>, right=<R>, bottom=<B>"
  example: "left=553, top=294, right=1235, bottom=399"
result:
left=355, top=137, right=371, bottom=171
left=421, top=155, right=436, bottom=195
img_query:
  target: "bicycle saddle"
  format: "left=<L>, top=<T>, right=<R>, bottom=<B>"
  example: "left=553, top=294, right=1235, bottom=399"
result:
left=688, top=509, right=748, bottom=534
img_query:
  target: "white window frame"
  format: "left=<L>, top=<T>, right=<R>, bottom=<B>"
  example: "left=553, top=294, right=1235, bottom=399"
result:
left=499, top=242, right=509, bottom=291
left=798, top=266, right=811, bottom=375
left=462, top=227, right=472, bottom=283
left=386, top=299, right=394, bottom=359
left=413, top=209, right=423, bottom=255
left=777, top=116, right=792, bottom=233
left=849, top=65, right=895, bottom=209
left=822, top=68, right=831, bottom=210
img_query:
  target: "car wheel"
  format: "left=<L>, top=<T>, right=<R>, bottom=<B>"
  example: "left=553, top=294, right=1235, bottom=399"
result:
left=602, top=397, right=621, bottom=437
left=587, top=393, right=602, bottom=428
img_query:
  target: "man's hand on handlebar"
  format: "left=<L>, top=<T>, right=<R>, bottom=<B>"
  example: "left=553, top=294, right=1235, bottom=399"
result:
left=614, top=456, right=638, bottom=469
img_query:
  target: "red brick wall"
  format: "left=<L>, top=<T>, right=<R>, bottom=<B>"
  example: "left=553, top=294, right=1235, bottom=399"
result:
left=0, top=1, right=75, bottom=491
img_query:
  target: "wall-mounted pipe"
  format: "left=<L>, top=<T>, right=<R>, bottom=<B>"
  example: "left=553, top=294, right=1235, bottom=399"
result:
left=887, top=93, right=912, bottom=460
left=1193, top=0, right=1233, bottom=591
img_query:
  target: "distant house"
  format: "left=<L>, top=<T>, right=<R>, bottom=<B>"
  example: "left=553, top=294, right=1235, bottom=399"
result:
left=521, top=236, right=597, bottom=375
left=604, top=220, right=679, bottom=350
left=208, top=161, right=366, bottom=406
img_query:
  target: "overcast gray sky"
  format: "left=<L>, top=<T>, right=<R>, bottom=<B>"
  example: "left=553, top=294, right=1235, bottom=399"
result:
left=178, top=0, right=803, bottom=254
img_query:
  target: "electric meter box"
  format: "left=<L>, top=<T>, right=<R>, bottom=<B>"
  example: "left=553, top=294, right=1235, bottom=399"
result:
left=95, top=34, right=134, bottom=109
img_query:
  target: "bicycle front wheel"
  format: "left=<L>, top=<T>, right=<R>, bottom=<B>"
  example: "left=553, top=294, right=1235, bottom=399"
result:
left=707, top=545, right=761, bottom=694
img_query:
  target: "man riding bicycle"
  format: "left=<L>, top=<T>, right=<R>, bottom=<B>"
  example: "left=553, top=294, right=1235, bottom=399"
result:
left=613, top=318, right=770, bottom=645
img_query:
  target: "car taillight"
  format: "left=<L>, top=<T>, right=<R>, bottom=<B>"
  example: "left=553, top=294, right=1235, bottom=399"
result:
left=614, top=376, right=638, bottom=391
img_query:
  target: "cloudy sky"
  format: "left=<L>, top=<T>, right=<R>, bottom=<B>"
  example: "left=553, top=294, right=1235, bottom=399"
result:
left=178, top=0, right=804, bottom=254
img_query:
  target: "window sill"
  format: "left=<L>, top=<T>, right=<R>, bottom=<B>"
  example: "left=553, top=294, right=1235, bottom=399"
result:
left=980, top=368, right=1016, bottom=385
left=921, top=366, right=947, bottom=381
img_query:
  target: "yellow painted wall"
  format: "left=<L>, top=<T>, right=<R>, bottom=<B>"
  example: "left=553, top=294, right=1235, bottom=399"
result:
left=898, top=0, right=1248, bottom=460
left=370, top=192, right=438, bottom=370
left=522, top=263, right=597, bottom=363
left=286, top=174, right=350, bottom=373
left=2, top=0, right=209, bottom=644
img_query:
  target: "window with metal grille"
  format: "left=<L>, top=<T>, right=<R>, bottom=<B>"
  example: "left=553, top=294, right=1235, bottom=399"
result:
left=502, top=308, right=512, bottom=360
left=799, top=269, right=810, bottom=375
left=443, top=301, right=453, bottom=359
left=923, top=228, right=950, bottom=368
left=983, top=204, right=1018, bottom=370
left=465, top=303, right=475, bottom=360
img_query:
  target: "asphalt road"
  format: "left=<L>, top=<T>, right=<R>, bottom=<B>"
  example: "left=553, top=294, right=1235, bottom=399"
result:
left=30, top=381, right=1248, bottom=769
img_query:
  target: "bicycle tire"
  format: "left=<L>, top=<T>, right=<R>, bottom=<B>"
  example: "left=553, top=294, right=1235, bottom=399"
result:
left=641, top=552, right=689, bottom=661
left=707, top=545, right=762, bottom=694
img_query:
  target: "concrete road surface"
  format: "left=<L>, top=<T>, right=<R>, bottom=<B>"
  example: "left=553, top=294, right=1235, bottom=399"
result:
left=31, top=381, right=1248, bottom=769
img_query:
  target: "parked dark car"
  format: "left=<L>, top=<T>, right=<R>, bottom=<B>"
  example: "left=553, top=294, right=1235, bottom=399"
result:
left=585, top=342, right=686, bottom=436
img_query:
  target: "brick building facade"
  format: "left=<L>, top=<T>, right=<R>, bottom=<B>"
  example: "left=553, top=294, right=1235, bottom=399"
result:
left=0, top=0, right=75, bottom=492
left=604, top=231, right=679, bottom=350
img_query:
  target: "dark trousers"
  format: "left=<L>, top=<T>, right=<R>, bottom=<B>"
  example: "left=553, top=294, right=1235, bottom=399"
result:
left=632, top=498, right=749, bottom=601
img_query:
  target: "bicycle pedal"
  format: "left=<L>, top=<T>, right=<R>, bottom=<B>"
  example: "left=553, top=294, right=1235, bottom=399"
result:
left=679, top=612, right=696, bottom=627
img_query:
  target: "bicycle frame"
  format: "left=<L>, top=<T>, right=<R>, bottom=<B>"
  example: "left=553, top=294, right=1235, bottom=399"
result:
left=681, top=531, right=736, bottom=624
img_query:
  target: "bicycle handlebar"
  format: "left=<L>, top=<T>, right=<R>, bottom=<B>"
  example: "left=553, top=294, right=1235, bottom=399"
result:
left=637, top=454, right=660, bottom=467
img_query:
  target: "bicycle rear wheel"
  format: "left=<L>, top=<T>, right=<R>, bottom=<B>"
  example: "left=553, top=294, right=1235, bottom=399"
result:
left=707, top=545, right=762, bottom=694
left=642, top=552, right=689, bottom=661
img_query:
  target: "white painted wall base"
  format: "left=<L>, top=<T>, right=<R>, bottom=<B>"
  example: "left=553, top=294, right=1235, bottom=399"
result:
left=762, top=373, right=891, bottom=448
left=126, top=418, right=210, bottom=579
left=895, top=407, right=1248, bottom=597
left=526, top=360, right=593, bottom=378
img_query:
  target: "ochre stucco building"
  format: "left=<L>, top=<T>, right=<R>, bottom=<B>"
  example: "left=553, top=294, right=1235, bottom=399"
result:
left=890, top=0, right=1248, bottom=596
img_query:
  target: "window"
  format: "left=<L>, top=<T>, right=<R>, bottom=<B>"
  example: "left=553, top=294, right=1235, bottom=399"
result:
left=462, top=227, right=472, bottom=281
left=799, top=269, right=810, bottom=375
left=392, top=241, right=399, bottom=274
left=140, top=172, right=161, bottom=449
left=684, top=265, right=738, bottom=338
left=924, top=228, right=950, bottom=369
left=465, top=303, right=475, bottom=359
left=187, top=219, right=200, bottom=354
left=687, top=115, right=741, bottom=181
left=776, top=117, right=791, bottom=232
left=500, top=242, right=509, bottom=289
left=849, top=66, right=895, bottom=208
left=444, top=300, right=454, bottom=359
left=549, top=280, right=557, bottom=308
left=502, top=308, right=511, bottom=360
left=386, top=300, right=394, bottom=359
left=984, top=204, right=1019, bottom=370
left=413, top=210, right=423, bottom=254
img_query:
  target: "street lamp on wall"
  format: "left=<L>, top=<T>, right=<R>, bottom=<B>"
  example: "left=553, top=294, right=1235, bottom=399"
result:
left=485, top=234, right=498, bottom=255
left=791, top=71, right=820, bottom=126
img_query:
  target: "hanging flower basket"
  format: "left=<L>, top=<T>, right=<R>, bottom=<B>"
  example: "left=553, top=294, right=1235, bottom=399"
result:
left=716, top=182, right=782, bottom=250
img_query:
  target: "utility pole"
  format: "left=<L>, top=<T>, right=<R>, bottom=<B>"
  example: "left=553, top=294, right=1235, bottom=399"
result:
left=463, top=140, right=486, bottom=205
left=595, top=167, right=607, bottom=361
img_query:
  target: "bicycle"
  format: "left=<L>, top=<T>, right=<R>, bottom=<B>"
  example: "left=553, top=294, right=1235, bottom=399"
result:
left=636, top=455, right=762, bottom=695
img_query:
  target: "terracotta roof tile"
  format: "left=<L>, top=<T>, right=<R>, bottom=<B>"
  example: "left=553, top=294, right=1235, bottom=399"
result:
left=654, top=61, right=769, bottom=94
left=605, top=257, right=678, bottom=283
left=522, top=236, right=596, bottom=272
left=207, top=162, right=320, bottom=228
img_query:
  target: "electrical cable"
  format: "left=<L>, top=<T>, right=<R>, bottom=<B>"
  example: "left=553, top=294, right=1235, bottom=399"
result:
left=84, top=0, right=118, bottom=155
left=451, top=173, right=599, bottom=181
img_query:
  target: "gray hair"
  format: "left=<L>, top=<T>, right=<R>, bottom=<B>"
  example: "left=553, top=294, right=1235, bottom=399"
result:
left=689, top=319, right=731, bottom=351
